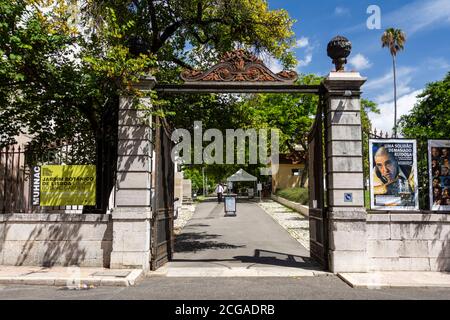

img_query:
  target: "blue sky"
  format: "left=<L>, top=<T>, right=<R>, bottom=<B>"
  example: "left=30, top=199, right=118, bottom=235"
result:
left=266, top=0, right=450, bottom=134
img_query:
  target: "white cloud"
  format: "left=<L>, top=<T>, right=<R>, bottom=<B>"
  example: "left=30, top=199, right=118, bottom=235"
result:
left=266, top=56, right=284, bottom=73
left=348, top=53, right=373, bottom=70
left=341, top=0, right=450, bottom=39
left=425, top=57, right=450, bottom=70
left=365, top=66, right=414, bottom=90
left=369, top=89, right=423, bottom=135
left=365, top=66, right=416, bottom=103
left=373, top=82, right=414, bottom=105
left=295, top=37, right=309, bottom=48
left=296, top=38, right=315, bottom=70
left=298, top=54, right=313, bottom=68
left=385, top=0, right=450, bottom=35
left=334, top=6, right=350, bottom=16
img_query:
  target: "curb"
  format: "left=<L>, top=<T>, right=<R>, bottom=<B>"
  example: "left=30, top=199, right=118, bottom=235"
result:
left=337, top=272, right=450, bottom=289
left=270, top=195, right=309, bottom=217
left=0, top=269, right=143, bottom=287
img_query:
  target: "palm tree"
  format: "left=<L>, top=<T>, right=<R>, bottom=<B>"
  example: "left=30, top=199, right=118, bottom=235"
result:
left=381, top=28, right=406, bottom=138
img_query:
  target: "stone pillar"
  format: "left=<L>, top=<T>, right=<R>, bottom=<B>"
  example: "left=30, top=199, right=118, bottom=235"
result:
left=323, top=72, right=368, bottom=272
left=175, top=171, right=184, bottom=203
left=110, top=75, right=155, bottom=270
left=182, top=179, right=192, bottom=200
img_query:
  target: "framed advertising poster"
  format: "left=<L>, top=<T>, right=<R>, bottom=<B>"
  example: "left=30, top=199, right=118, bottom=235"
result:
left=369, top=139, right=419, bottom=210
left=39, top=165, right=96, bottom=206
left=428, top=140, right=450, bottom=211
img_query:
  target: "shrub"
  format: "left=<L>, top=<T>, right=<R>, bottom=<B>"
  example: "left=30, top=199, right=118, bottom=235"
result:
left=276, top=187, right=309, bottom=205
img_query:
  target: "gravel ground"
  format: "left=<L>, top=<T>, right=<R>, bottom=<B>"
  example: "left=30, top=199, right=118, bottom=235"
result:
left=174, top=203, right=196, bottom=235
left=257, top=199, right=310, bottom=250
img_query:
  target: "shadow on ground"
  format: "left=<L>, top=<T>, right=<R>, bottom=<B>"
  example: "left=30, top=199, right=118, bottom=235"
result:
left=172, top=247, right=321, bottom=270
left=234, top=249, right=320, bottom=269
left=174, top=232, right=246, bottom=253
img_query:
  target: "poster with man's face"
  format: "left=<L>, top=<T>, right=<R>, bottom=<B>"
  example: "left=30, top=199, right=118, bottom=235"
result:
left=369, top=139, right=419, bottom=210
left=428, top=140, right=450, bottom=211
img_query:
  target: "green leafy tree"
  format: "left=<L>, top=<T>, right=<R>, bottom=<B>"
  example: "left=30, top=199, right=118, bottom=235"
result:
left=0, top=1, right=155, bottom=210
left=164, top=92, right=266, bottom=188
left=171, top=77, right=379, bottom=190
left=399, top=72, right=450, bottom=208
left=84, top=0, right=297, bottom=71
left=242, top=74, right=322, bottom=187
left=0, top=1, right=155, bottom=147
left=2, top=0, right=297, bottom=145
left=0, top=0, right=77, bottom=146
left=381, top=28, right=406, bottom=137
left=1, top=0, right=298, bottom=210
left=361, top=98, right=380, bottom=183
left=164, top=75, right=322, bottom=189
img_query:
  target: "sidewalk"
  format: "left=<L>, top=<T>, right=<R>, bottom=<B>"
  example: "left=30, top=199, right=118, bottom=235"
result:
left=338, top=271, right=450, bottom=288
left=0, top=266, right=143, bottom=287
left=149, top=263, right=329, bottom=277
left=257, top=200, right=450, bottom=289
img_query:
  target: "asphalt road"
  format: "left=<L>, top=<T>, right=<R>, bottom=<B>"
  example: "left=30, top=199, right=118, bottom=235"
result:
left=1, top=276, right=450, bottom=300
left=1, top=201, right=450, bottom=300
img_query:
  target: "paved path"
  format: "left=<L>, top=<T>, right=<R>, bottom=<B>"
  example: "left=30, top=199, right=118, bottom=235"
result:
left=154, top=200, right=323, bottom=277
left=257, top=199, right=309, bottom=250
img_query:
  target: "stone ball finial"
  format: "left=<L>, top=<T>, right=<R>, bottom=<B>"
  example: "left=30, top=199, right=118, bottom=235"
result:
left=327, top=36, right=352, bottom=72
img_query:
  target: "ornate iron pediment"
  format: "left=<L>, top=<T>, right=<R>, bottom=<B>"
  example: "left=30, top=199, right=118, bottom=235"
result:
left=181, top=49, right=298, bottom=83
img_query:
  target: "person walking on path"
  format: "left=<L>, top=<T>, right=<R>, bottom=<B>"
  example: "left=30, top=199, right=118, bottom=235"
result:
left=215, top=183, right=224, bottom=203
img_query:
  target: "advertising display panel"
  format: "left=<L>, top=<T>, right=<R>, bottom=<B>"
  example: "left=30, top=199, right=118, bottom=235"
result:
left=38, top=165, right=96, bottom=206
left=369, top=139, right=419, bottom=210
left=428, top=140, right=450, bottom=211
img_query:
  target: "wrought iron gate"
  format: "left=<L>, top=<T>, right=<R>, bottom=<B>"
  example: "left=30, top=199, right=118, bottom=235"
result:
left=150, top=117, right=175, bottom=270
left=308, top=97, right=329, bottom=269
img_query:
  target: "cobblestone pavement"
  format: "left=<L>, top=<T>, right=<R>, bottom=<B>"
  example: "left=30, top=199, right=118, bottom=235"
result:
left=257, top=199, right=310, bottom=250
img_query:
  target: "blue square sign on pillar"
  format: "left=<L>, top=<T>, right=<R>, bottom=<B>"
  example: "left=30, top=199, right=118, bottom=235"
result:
left=344, top=193, right=353, bottom=203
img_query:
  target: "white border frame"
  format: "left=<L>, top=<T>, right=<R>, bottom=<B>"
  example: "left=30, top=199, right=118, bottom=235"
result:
left=369, top=139, right=419, bottom=211
left=428, top=139, right=450, bottom=211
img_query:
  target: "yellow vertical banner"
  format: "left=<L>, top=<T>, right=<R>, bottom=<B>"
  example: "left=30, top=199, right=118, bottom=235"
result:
left=40, top=165, right=96, bottom=206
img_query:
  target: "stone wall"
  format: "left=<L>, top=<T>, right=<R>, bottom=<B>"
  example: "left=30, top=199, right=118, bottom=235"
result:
left=367, top=212, right=450, bottom=271
left=0, top=213, right=112, bottom=267
left=271, top=194, right=309, bottom=217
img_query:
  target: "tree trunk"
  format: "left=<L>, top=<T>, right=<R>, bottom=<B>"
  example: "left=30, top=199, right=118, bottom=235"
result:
left=393, top=55, right=398, bottom=138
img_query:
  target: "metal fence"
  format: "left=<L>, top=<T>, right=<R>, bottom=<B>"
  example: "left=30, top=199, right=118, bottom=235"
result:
left=0, top=138, right=115, bottom=214
left=368, top=128, right=394, bottom=139
left=0, top=145, right=28, bottom=213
